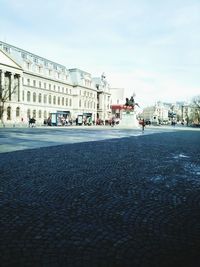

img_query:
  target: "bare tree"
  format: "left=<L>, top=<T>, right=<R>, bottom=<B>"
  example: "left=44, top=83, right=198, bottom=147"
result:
left=190, top=95, right=200, bottom=125
left=0, top=75, right=18, bottom=125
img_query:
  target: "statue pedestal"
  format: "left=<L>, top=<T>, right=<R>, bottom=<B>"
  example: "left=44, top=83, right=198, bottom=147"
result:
left=118, top=111, right=139, bottom=128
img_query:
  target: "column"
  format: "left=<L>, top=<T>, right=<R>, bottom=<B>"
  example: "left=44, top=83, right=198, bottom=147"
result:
left=17, top=75, right=21, bottom=102
left=0, top=70, right=5, bottom=92
left=1, top=70, right=6, bottom=107
left=9, top=73, right=15, bottom=100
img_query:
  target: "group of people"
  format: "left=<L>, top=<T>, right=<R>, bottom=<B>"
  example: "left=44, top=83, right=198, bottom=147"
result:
left=28, top=117, right=36, bottom=127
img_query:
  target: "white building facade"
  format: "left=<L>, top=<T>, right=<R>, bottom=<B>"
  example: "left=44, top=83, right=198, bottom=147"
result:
left=92, top=74, right=112, bottom=123
left=0, top=41, right=105, bottom=126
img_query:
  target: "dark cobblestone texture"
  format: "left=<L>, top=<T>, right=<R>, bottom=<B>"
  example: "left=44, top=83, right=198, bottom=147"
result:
left=0, top=130, right=200, bottom=267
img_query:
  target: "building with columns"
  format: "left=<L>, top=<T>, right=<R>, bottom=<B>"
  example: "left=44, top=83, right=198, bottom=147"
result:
left=0, top=41, right=105, bottom=125
left=0, top=48, right=23, bottom=123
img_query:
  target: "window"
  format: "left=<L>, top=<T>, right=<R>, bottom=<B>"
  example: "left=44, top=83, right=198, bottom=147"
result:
left=49, top=70, right=51, bottom=76
left=33, top=110, right=36, bottom=118
left=27, top=62, right=30, bottom=69
left=27, top=109, right=31, bottom=118
left=39, top=81, right=41, bottom=88
left=44, top=95, right=47, bottom=104
left=49, top=84, right=51, bottom=90
left=27, top=91, right=31, bottom=102
left=3, top=46, right=10, bottom=53
left=34, top=57, right=38, bottom=63
left=66, top=88, right=68, bottom=94
left=62, top=97, right=64, bottom=106
left=38, top=110, right=42, bottom=118
left=38, top=93, right=42, bottom=103
left=53, top=96, right=56, bottom=105
left=54, top=85, right=56, bottom=91
left=22, top=91, right=25, bottom=101
left=58, top=86, right=60, bottom=92
left=62, top=87, right=64, bottom=93
left=33, top=80, right=36, bottom=87
left=33, top=92, right=36, bottom=102
left=79, top=99, right=81, bottom=108
left=27, top=79, right=30, bottom=86
left=44, top=83, right=46, bottom=89
left=58, top=97, right=60, bottom=105
left=22, top=52, right=27, bottom=59
left=69, top=99, right=72, bottom=106
left=49, top=95, right=52, bottom=104
left=7, top=107, right=11, bottom=120
left=66, top=98, right=68, bottom=106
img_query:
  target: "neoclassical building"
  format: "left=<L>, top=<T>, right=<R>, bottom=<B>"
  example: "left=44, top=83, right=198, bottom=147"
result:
left=0, top=41, right=112, bottom=126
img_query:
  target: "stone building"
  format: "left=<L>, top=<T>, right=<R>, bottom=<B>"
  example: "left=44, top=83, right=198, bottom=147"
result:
left=0, top=41, right=105, bottom=126
left=92, top=73, right=111, bottom=123
left=142, top=101, right=189, bottom=125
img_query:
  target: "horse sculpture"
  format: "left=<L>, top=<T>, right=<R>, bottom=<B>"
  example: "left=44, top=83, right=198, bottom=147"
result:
left=125, top=96, right=139, bottom=108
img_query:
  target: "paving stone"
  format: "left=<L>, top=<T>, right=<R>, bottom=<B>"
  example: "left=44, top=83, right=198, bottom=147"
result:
left=0, top=130, right=200, bottom=266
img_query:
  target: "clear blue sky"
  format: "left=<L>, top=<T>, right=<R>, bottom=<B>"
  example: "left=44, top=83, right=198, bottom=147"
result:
left=0, top=0, right=200, bottom=107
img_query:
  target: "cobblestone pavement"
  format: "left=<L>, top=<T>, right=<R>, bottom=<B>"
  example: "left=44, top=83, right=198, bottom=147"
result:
left=0, top=130, right=200, bottom=267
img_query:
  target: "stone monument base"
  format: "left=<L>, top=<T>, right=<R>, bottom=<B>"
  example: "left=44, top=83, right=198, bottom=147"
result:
left=118, top=111, right=139, bottom=128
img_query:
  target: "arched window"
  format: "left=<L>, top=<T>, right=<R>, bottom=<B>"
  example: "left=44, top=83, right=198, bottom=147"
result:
left=33, top=110, right=36, bottom=118
left=44, top=95, right=47, bottom=104
left=27, top=91, right=31, bottom=102
left=38, top=93, right=42, bottom=103
left=7, top=107, right=11, bottom=120
left=27, top=109, right=31, bottom=118
left=38, top=110, right=42, bottom=118
left=33, top=92, right=36, bottom=102
left=49, top=95, right=52, bottom=104
left=53, top=96, right=56, bottom=105
left=16, top=107, right=20, bottom=117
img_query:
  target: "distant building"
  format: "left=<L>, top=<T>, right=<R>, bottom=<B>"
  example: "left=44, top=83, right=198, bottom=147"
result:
left=142, top=101, right=188, bottom=124
left=110, top=88, right=124, bottom=105
left=92, top=73, right=111, bottom=122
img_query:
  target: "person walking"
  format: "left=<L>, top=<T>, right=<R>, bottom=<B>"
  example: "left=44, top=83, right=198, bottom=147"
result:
left=141, top=119, right=145, bottom=132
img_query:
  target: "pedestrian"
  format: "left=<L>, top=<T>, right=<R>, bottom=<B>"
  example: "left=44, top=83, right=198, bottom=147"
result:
left=28, top=116, right=31, bottom=127
left=141, top=119, right=145, bottom=132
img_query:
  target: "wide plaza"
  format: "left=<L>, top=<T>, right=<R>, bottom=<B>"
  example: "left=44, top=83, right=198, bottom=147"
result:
left=0, top=126, right=200, bottom=267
